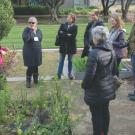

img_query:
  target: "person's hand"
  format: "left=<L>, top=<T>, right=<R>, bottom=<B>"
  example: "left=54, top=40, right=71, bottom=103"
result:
left=60, top=31, right=64, bottom=34
left=30, top=27, right=37, bottom=34
left=33, top=27, right=37, bottom=34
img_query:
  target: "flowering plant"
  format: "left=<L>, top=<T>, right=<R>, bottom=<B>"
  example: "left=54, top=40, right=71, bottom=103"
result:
left=0, top=46, right=16, bottom=74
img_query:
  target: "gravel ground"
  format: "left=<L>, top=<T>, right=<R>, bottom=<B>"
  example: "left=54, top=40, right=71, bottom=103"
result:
left=72, top=78, right=135, bottom=135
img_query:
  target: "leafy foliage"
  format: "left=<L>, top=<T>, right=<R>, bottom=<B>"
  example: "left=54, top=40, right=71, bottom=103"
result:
left=0, top=80, right=73, bottom=134
left=0, top=47, right=17, bottom=74
left=0, top=85, right=11, bottom=122
left=0, top=0, right=15, bottom=40
left=73, top=57, right=87, bottom=72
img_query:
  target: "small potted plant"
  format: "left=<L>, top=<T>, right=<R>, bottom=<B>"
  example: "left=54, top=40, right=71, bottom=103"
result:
left=73, top=56, right=87, bottom=80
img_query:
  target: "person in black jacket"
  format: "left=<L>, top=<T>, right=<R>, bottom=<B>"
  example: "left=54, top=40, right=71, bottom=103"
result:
left=81, top=10, right=104, bottom=58
left=82, top=26, right=117, bottom=135
left=57, top=13, right=78, bottom=79
left=22, top=17, right=42, bottom=88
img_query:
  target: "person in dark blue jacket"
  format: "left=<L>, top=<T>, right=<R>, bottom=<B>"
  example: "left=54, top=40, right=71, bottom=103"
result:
left=82, top=26, right=117, bottom=135
left=22, top=17, right=42, bottom=88
left=56, top=13, right=78, bottom=79
left=81, top=10, right=104, bottom=58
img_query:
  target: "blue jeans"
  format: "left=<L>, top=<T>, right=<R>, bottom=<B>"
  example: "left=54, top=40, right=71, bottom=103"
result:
left=57, top=53, right=73, bottom=79
left=131, top=54, right=135, bottom=78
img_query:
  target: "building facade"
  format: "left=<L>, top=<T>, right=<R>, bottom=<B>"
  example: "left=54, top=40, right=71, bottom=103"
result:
left=63, top=0, right=135, bottom=8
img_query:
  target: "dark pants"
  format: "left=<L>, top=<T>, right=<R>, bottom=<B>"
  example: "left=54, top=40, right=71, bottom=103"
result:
left=26, top=66, right=38, bottom=77
left=89, top=102, right=110, bottom=135
left=116, top=58, right=122, bottom=76
left=57, top=53, right=73, bottom=79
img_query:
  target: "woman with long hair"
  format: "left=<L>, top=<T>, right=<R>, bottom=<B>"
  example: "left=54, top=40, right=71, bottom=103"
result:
left=109, top=13, right=126, bottom=76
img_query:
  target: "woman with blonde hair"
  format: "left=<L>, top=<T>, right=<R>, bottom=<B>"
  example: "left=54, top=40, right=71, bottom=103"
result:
left=109, top=13, right=126, bottom=76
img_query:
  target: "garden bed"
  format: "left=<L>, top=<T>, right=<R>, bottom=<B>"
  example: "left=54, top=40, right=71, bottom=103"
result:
left=0, top=80, right=73, bottom=135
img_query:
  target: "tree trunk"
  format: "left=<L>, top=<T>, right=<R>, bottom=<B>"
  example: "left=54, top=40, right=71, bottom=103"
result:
left=50, top=8, right=58, bottom=22
left=121, top=0, right=133, bottom=21
left=20, top=0, right=26, bottom=5
left=122, top=9, right=128, bottom=21
left=103, top=7, right=109, bottom=16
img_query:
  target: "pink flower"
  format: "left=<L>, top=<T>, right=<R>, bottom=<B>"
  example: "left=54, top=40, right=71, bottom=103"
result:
left=0, top=46, right=16, bottom=73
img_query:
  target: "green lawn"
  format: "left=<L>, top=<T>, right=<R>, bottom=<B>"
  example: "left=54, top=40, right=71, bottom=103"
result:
left=0, top=23, right=132, bottom=49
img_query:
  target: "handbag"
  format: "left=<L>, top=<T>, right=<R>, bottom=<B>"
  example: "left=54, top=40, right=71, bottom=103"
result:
left=81, top=46, right=89, bottom=58
left=121, top=47, right=128, bottom=58
left=55, top=35, right=60, bottom=46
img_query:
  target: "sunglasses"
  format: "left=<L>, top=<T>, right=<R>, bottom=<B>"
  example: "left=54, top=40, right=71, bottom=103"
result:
left=28, top=22, right=35, bottom=24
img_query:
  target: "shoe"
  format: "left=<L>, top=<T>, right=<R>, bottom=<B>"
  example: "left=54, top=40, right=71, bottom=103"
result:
left=128, top=90, right=135, bottom=97
left=68, top=74, right=73, bottom=80
left=26, top=76, right=32, bottom=88
left=26, top=81, right=31, bottom=88
left=33, top=73, right=39, bottom=84
left=129, top=95, right=135, bottom=101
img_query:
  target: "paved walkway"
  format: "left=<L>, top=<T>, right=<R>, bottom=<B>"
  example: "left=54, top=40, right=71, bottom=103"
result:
left=14, top=48, right=83, bottom=52
left=7, top=48, right=133, bottom=82
left=7, top=58, right=132, bottom=82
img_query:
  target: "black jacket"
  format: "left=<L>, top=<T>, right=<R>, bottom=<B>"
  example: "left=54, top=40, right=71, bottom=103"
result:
left=22, top=27, right=42, bottom=67
left=82, top=42, right=117, bottom=104
left=58, top=22, right=78, bottom=54
left=81, top=19, right=104, bottom=57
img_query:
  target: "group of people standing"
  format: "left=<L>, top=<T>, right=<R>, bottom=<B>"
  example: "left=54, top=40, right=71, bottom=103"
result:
left=22, top=11, right=135, bottom=135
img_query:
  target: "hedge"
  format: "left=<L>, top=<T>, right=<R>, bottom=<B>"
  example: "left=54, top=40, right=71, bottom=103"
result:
left=13, top=5, right=50, bottom=15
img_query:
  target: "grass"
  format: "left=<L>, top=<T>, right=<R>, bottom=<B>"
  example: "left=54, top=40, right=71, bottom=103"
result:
left=0, top=22, right=133, bottom=49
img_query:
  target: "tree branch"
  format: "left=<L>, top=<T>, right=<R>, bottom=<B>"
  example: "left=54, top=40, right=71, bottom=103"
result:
left=108, top=0, right=117, bottom=8
left=125, top=0, right=132, bottom=10
left=101, top=0, right=105, bottom=9
left=106, top=0, right=109, bottom=9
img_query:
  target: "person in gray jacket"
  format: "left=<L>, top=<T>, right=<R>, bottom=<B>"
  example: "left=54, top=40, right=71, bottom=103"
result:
left=22, top=17, right=42, bottom=88
left=82, top=26, right=117, bottom=135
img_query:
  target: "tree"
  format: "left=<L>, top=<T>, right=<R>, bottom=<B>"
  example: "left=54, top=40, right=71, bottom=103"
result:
left=101, top=0, right=117, bottom=16
left=120, top=0, right=133, bottom=21
left=0, top=0, right=15, bottom=41
left=43, top=0, right=65, bottom=22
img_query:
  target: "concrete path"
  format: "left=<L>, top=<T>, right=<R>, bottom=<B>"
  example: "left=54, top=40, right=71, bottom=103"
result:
left=7, top=58, right=132, bottom=82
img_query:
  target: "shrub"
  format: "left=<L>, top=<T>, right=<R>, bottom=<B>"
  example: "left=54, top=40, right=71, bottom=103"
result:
left=59, top=7, right=98, bottom=15
left=0, top=88, right=11, bottom=122
left=0, top=0, right=15, bottom=40
left=0, top=46, right=17, bottom=74
left=13, top=5, right=50, bottom=15
left=73, top=57, right=87, bottom=72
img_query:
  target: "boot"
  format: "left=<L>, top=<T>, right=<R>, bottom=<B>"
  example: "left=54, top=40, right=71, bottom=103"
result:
left=33, top=73, right=39, bottom=84
left=68, top=74, right=73, bottom=80
left=26, top=76, right=32, bottom=88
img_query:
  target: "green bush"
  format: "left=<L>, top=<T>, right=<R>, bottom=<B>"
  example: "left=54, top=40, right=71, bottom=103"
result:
left=0, top=0, right=15, bottom=41
left=13, top=5, right=50, bottom=15
left=0, top=74, right=7, bottom=90
left=11, top=80, right=73, bottom=135
left=0, top=80, right=11, bottom=122
left=59, top=7, right=98, bottom=15
left=73, top=57, right=87, bottom=72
